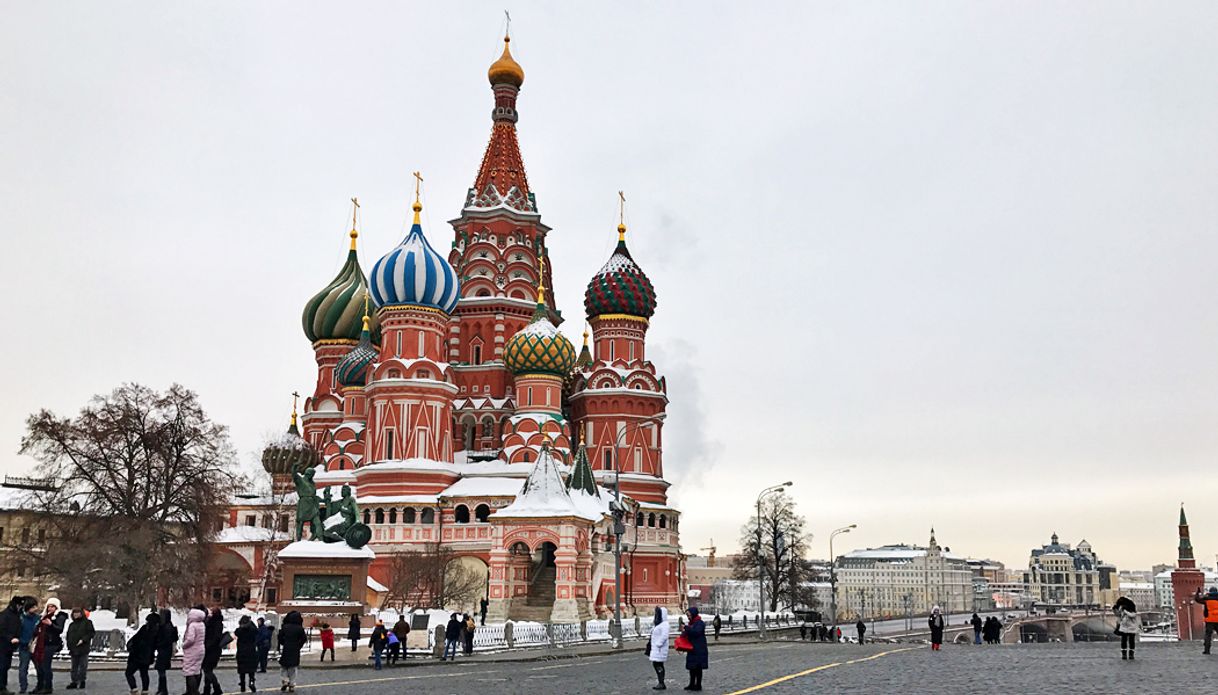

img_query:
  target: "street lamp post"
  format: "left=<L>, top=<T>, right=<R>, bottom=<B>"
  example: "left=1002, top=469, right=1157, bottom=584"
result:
left=755, top=482, right=792, bottom=641
left=610, top=414, right=666, bottom=648
left=829, top=524, right=857, bottom=639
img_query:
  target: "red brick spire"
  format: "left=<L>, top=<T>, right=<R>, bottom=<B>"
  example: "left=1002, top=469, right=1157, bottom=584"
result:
left=468, top=35, right=533, bottom=212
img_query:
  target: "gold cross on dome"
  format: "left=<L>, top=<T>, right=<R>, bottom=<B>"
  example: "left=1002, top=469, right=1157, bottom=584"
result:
left=291, top=391, right=300, bottom=412
left=412, top=171, right=424, bottom=204
left=618, top=190, right=625, bottom=225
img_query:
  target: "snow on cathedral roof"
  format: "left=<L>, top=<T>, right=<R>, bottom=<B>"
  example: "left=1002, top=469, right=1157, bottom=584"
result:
left=494, top=445, right=606, bottom=521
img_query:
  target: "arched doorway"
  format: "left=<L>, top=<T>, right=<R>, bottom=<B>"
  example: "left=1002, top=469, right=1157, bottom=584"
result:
left=508, top=540, right=559, bottom=622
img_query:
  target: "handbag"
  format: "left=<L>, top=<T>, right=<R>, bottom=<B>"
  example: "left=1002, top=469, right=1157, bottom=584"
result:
left=643, top=639, right=651, bottom=655
left=674, top=634, right=693, bottom=652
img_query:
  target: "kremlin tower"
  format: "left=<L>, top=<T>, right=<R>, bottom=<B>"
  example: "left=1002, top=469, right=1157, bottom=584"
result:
left=214, top=30, right=685, bottom=621
left=1171, top=505, right=1205, bottom=639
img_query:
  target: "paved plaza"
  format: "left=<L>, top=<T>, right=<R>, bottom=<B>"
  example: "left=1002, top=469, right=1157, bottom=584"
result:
left=60, top=639, right=1214, bottom=694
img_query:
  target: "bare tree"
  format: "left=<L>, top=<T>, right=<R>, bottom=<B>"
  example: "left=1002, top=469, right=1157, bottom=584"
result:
left=18, top=383, right=241, bottom=620
left=382, top=544, right=484, bottom=611
left=732, top=491, right=815, bottom=612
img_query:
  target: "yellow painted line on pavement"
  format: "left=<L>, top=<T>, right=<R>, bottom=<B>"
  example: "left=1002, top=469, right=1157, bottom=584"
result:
left=724, top=647, right=918, bottom=695
left=294, top=667, right=505, bottom=689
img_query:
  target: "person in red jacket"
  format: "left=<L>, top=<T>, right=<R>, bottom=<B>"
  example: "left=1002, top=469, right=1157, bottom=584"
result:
left=319, top=623, right=335, bottom=662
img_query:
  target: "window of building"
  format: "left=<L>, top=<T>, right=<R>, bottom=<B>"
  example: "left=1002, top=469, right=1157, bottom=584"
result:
left=416, top=369, right=430, bottom=379
left=21, top=528, right=29, bottom=544
left=421, top=508, right=435, bottom=524
left=384, top=430, right=395, bottom=459
left=634, top=447, right=642, bottom=471
left=363, top=510, right=372, bottom=525
left=418, top=331, right=426, bottom=357
left=0, top=527, right=4, bottom=542
left=265, top=588, right=278, bottom=605
left=472, top=345, right=482, bottom=365
left=609, top=341, right=615, bottom=360
left=279, top=516, right=289, bottom=533
left=455, top=505, right=470, bottom=524
left=523, top=451, right=531, bottom=463
left=648, top=513, right=656, bottom=528
left=388, top=508, right=397, bottom=524
left=404, top=507, right=416, bottom=524
left=375, top=508, right=385, bottom=524
left=475, top=504, right=490, bottom=522
left=245, top=515, right=255, bottom=527
left=603, top=449, right=613, bottom=470
left=527, top=387, right=533, bottom=405
left=635, top=512, right=644, bottom=526
left=659, top=515, right=667, bottom=529
left=630, top=342, right=635, bottom=361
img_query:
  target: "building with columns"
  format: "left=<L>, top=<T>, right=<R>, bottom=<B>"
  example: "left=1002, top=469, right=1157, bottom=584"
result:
left=834, top=530, right=974, bottom=619
left=211, top=33, right=684, bottom=621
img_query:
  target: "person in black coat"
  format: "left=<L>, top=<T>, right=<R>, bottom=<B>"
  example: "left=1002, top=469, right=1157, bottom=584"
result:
left=0, top=596, right=22, bottom=695
left=153, top=609, right=177, bottom=695
left=234, top=615, right=258, bottom=693
left=441, top=614, right=461, bottom=661
left=125, top=611, right=160, bottom=694
left=277, top=611, right=306, bottom=693
left=681, top=607, right=709, bottom=692
left=928, top=606, right=945, bottom=650
left=201, top=608, right=228, bottom=695
left=347, top=614, right=361, bottom=652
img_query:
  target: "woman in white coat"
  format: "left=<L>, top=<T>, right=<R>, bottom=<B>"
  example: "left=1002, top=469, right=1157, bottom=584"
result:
left=648, top=607, right=670, bottom=690
left=1114, top=596, right=1139, bottom=660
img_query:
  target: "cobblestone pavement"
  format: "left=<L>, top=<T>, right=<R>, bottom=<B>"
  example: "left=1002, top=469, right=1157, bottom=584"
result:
left=65, top=639, right=1210, bottom=694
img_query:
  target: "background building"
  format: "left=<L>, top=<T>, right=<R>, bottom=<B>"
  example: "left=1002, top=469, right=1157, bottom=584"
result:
left=1024, top=534, right=1114, bottom=608
left=835, top=530, right=973, bottom=620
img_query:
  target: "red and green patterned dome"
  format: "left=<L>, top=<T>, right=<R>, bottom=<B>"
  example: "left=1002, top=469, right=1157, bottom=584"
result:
left=584, top=225, right=657, bottom=319
left=505, top=303, right=577, bottom=377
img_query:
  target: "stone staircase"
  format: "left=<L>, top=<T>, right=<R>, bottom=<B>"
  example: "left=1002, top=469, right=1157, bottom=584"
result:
left=509, top=565, right=555, bottom=622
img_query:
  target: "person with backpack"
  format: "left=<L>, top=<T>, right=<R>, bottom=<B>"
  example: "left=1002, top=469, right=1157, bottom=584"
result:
left=462, top=614, right=476, bottom=656
left=153, top=609, right=178, bottom=695
left=277, top=612, right=306, bottom=693
left=65, top=607, right=94, bottom=691
left=368, top=620, right=388, bottom=671
left=125, top=611, right=160, bottom=695
left=647, top=607, right=669, bottom=690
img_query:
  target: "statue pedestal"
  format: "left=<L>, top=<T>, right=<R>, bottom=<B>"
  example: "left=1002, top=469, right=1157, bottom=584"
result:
left=277, top=540, right=375, bottom=618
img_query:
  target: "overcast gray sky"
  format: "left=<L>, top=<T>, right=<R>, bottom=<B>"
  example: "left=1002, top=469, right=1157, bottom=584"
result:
left=2, top=1, right=1217, bottom=571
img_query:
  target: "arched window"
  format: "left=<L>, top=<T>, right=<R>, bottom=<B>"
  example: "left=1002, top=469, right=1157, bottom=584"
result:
left=481, top=417, right=495, bottom=440
left=455, top=505, right=470, bottom=524
left=421, top=508, right=435, bottom=524
left=635, top=512, right=644, bottom=527
left=647, top=513, right=656, bottom=528
left=388, top=508, right=397, bottom=524
left=403, top=507, right=416, bottom=524
left=477, top=289, right=491, bottom=297
left=363, top=510, right=371, bottom=525
left=523, top=451, right=531, bottom=463
left=338, top=460, right=346, bottom=470
left=472, top=344, right=482, bottom=365
left=388, top=369, right=401, bottom=379
left=375, top=508, right=385, bottom=524
left=659, top=514, right=667, bottom=529
left=475, top=504, right=490, bottom=522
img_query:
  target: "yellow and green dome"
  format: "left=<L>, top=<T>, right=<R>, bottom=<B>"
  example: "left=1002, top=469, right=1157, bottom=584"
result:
left=505, top=303, right=576, bottom=377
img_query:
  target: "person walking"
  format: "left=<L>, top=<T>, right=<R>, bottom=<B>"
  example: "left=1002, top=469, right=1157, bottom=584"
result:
left=479, top=599, right=488, bottom=628
left=680, top=607, right=708, bottom=692
left=234, top=615, right=258, bottom=693
left=153, top=609, right=177, bottom=695
left=201, top=608, right=228, bottom=695
left=31, top=597, right=66, bottom=694
left=180, top=609, right=206, bottom=695
left=711, top=615, right=721, bottom=642
left=317, top=624, right=334, bottom=663
left=441, top=615, right=460, bottom=662
left=462, top=615, right=476, bottom=656
left=64, top=607, right=94, bottom=691
left=124, top=611, right=159, bottom=695
left=1196, top=587, right=1218, bottom=654
left=855, top=619, right=866, bottom=645
left=928, top=606, right=945, bottom=651
left=1113, top=596, right=1139, bottom=661
left=0, top=597, right=24, bottom=695
left=391, top=616, right=410, bottom=663
left=277, top=611, right=306, bottom=694
left=254, top=619, right=273, bottom=674
left=990, top=616, right=1003, bottom=644
left=970, top=613, right=983, bottom=645
left=346, top=614, right=361, bottom=653
left=368, top=621, right=387, bottom=671
left=14, top=598, right=39, bottom=695
left=647, top=607, right=670, bottom=690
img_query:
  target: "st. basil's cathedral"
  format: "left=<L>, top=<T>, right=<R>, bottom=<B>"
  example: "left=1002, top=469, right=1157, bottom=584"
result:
left=217, top=34, right=684, bottom=623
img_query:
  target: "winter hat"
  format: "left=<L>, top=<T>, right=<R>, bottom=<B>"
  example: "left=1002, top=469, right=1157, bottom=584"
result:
left=45, top=597, right=61, bottom=612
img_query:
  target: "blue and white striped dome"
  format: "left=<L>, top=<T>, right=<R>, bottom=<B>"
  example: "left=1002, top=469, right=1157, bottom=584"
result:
left=370, top=211, right=460, bottom=314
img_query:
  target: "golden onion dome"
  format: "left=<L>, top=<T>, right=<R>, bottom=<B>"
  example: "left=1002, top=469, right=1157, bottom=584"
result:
left=488, top=36, right=524, bottom=88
